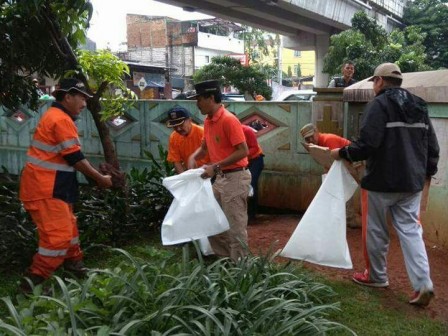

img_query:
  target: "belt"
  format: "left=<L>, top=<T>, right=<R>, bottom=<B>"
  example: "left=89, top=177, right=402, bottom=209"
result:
left=221, top=167, right=246, bottom=174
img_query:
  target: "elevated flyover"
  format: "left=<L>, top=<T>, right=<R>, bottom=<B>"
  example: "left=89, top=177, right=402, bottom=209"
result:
left=156, top=0, right=408, bottom=86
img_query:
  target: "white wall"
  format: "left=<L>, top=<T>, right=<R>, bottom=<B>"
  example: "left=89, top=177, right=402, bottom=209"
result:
left=197, top=32, right=243, bottom=53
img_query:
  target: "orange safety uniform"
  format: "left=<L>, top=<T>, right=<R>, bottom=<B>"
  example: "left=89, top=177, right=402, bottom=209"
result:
left=19, top=102, right=86, bottom=279
left=167, top=123, right=209, bottom=167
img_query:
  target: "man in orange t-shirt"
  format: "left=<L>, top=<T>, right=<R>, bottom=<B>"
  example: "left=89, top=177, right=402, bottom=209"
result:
left=300, top=123, right=351, bottom=149
left=188, top=80, right=251, bottom=261
left=300, top=123, right=362, bottom=228
left=166, top=106, right=209, bottom=174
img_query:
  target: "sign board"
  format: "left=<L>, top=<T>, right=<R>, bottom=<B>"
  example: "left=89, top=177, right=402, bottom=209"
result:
left=227, top=53, right=248, bottom=66
left=138, top=77, right=147, bottom=92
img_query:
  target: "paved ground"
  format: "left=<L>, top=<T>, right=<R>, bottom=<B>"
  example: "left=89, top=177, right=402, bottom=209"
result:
left=247, top=214, right=448, bottom=323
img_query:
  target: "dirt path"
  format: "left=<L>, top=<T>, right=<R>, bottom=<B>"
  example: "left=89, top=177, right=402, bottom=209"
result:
left=247, top=214, right=448, bottom=323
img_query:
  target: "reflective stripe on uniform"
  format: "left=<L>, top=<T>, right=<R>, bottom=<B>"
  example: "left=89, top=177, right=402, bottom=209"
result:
left=38, top=246, right=68, bottom=257
left=31, top=138, right=80, bottom=153
left=386, top=122, right=428, bottom=129
left=26, top=155, right=75, bottom=172
left=70, top=236, right=80, bottom=245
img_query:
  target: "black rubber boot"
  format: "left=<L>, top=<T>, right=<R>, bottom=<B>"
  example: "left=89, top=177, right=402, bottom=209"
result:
left=63, top=259, right=89, bottom=279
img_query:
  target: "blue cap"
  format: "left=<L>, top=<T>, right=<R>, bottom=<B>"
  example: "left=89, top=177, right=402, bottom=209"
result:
left=166, top=106, right=191, bottom=127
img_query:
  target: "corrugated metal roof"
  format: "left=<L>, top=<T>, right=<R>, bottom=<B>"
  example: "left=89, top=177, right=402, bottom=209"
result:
left=343, top=69, right=448, bottom=103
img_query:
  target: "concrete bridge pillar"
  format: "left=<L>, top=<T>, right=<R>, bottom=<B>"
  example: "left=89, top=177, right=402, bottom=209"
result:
left=315, top=34, right=330, bottom=88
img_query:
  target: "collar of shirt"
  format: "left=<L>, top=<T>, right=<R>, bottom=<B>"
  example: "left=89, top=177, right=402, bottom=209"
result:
left=207, top=105, right=225, bottom=123
left=51, top=101, right=78, bottom=121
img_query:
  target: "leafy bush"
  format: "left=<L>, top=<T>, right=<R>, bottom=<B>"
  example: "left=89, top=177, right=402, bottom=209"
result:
left=0, top=146, right=174, bottom=271
left=76, top=145, right=174, bottom=246
left=0, top=177, right=36, bottom=273
left=0, top=246, right=354, bottom=335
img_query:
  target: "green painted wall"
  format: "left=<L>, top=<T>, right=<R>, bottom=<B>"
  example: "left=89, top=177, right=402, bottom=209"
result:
left=0, top=100, right=323, bottom=212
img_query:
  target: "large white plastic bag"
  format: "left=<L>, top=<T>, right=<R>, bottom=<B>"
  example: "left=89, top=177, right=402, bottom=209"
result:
left=280, top=161, right=358, bottom=269
left=198, top=237, right=214, bottom=255
left=161, top=168, right=229, bottom=245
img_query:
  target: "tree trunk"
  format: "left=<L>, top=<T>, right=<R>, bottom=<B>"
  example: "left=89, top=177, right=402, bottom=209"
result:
left=86, top=98, right=120, bottom=170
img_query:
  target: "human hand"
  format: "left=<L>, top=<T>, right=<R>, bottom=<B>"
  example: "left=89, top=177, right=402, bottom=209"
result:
left=200, top=165, right=215, bottom=179
left=330, top=149, right=341, bottom=160
left=97, top=174, right=113, bottom=188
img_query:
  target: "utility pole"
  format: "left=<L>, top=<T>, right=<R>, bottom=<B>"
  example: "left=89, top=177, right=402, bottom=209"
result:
left=277, top=35, right=283, bottom=85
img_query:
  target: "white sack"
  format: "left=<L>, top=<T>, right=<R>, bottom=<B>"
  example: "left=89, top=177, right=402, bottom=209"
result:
left=280, top=161, right=358, bottom=269
left=198, top=237, right=214, bottom=256
left=161, top=168, right=229, bottom=245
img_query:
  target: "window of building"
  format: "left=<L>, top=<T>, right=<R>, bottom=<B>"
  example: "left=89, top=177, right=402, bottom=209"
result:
left=294, top=65, right=299, bottom=74
left=205, top=55, right=210, bottom=63
left=293, top=50, right=301, bottom=57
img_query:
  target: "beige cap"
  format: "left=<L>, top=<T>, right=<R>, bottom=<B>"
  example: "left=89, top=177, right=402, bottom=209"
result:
left=300, top=123, right=315, bottom=138
left=368, top=63, right=403, bottom=81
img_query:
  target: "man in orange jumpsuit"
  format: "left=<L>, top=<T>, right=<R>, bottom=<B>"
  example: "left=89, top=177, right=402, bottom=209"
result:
left=166, top=106, right=209, bottom=174
left=19, top=78, right=112, bottom=293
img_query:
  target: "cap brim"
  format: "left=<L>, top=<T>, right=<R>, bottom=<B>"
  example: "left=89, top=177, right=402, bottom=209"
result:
left=166, top=118, right=187, bottom=128
left=301, top=131, right=315, bottom=138
left=52, top=87, right=93, bottom=98
left=367, top=76, right=375, bottom=82
left=186, top=93, right=199, bottom=99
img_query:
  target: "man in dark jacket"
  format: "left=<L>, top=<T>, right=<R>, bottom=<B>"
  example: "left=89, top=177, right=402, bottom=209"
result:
left=328, top=61, right=357, bottom=88
left=331, top=63, right=439, bottom=307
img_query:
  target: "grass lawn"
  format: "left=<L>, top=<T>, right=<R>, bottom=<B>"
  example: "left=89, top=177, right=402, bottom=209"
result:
left=1, top=237, right=447, bottom=335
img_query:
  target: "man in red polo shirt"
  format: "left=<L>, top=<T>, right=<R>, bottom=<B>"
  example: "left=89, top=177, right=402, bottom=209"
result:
left=188, top=80, right=251, bottom=261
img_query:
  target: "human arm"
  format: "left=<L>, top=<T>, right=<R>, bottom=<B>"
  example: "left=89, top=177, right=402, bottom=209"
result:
left=173, top=162, right=186, bottom=174
left=167, top=133, right=185, bottom=174
left=338, top=99, right=386, bottom=162
left=201, top=142, right=249, bottom=179
left=73, top=159, right=112, bottom=188
left=187, top=140, right=208, bottom=169
left=328, top=79, right=336, bottom=88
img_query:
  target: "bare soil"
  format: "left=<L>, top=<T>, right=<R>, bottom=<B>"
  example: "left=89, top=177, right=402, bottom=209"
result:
left=247, top=214, right=448, bottom=323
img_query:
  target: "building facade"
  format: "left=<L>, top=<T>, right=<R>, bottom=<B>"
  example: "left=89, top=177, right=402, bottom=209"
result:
left=121, top=15, right=244, bottom=92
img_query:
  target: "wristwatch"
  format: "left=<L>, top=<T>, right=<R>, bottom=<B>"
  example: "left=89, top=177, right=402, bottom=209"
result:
left=213, top=164, right=222, bottom=175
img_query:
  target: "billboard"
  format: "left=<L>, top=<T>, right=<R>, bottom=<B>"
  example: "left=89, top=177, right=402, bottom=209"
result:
left=227, top=53, right=248, bottom=66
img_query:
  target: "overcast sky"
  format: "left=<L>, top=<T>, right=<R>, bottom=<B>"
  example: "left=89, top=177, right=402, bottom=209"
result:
left=87, top=0, right=212, bottom=50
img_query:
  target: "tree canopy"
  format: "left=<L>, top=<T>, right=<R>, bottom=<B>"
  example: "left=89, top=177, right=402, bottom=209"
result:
left=192, top=56, right=273, bottom=100
left=0, top=0, right=133, bottom=171
left=0, top=0, right=92, bottom=110
left=403, top=0, right=448, bottom=69
left=323, top=11, right=431, bottom=82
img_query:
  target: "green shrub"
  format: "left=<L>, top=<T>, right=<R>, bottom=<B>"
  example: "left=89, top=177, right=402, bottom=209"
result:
left=0, top=176, right=36, bottom=273
left=0, top=246, right=354, bottom=335
left=76, top=145, right=174, bottom=246
left=0, top=146, right=174, bottom=271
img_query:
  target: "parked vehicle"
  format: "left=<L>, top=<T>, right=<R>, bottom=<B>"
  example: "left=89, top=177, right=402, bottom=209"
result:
left=274, top=90, right=316, bottom=101
left=222, top=93, right=245, bottom=101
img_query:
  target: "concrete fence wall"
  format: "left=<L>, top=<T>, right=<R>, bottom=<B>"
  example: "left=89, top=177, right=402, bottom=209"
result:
left=2, top=94, right=447, bottom=248
left=0, top=100, right=324, bottom=213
